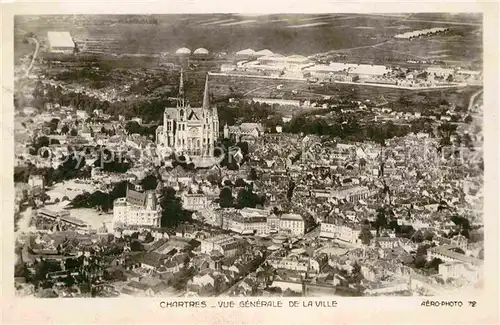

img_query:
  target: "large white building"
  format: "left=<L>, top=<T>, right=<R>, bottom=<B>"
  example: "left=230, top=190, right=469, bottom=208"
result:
left=330, top=185, right=371, bottom=203
left=182, top=192, right=209, bottom=211
left=221, top=208, right=269, bottom=235
left=217, top=208, right=304, bottom=236
left=200, top=234, right=240, bottom=256
left=438, top=261, right=482, bottom=283
left=256, top=54, right=310, bottom=69
left=156, top=70, right=219, bottom=157
left=47, top=31, right=75, bottom=54
left=112, top=188, right=162, bottom=229
left=427, top=245, right=482, bottom=266
left=320, top=217, right=363, bottom=244
left=279, top=213, right=305, bottom=236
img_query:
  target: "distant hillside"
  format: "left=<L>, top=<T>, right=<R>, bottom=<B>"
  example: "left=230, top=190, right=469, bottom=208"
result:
left=15, top=14, right=481, bottom=58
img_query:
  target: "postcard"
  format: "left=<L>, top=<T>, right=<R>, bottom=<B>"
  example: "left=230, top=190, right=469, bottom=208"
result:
left=1, top=1, right=498, bottom=324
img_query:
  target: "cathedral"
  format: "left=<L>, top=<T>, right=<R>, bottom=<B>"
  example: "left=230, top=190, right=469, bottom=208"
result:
left=156, top=70, right=219, bottom=157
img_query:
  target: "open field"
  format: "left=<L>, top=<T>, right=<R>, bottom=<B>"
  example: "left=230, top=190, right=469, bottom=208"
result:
left=207, top=73, right=461, bottom=104
left=46, top=181, right=98, bottom=201
left=69, top=208, right=113, bottom=230
left=15, top=14, right=481, bottom=60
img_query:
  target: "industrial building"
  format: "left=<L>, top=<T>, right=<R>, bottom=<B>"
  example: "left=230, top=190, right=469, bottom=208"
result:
left=193, top=47, right=209, bottom=56
left=235, top=48, right=256, bottom=58
left=175, top=47, right=192, bottom=56
left=394, top=27, right=449, bottom=39
left=256, top=54, right=310, bottom=69
left=47, top=31, right=75, bottom=54
left=254, top=49, right=274, bottom=57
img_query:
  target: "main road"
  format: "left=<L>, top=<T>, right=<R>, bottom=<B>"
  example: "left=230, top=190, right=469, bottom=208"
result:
left=25, top=37, right=40, bottom=78
left=467, top=88, right=483, bottom=112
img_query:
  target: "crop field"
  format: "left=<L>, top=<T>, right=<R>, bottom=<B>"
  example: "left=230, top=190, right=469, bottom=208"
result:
left=14, top=13, right=483, bottom=113
left=15, top=13, right=482, bottom=60
left=205, top=73, right=454, bottom=105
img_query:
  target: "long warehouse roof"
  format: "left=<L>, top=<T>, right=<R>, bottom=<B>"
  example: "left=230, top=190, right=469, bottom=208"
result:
left=47, top=31, right=75, bottom=48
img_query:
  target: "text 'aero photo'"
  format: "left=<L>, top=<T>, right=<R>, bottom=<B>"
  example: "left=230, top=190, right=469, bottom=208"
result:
left=13, top=13, right=483, bottom=299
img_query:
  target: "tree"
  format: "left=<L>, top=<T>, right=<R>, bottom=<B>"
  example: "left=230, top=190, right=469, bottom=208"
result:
left=61, top=124, right=69, bottom=135
left=33, top=260, right=61, bottom=284
left=462, top=133, right=474, bottom=149
left=130, top=240, right=143, bottom=251
left=249, top=168, right=258, bottom=181
left=125, top=121, right=143, bottom=135
left=65, top=258, right=81, bottom=271
left=358, top=227, right=373, bottom=246
left=236, top=188, right=264, bottom=209
left=446, top=74, right=453, bottom=82
left=423, top=230, right=434, bottom=242
left=219, top=187, right=233, bottom=208
left=412, top=230, right=424, bottom=243
left=450, top=215, right=471, bottom=238
left=141, top=174, right=158, bottom=191
left=70, top=129, right=78, bottom=136
left=46, top=118, right=60, bottom=134
left=414, top=255, right=427, bottom=268
left=29, top=136, right=51, bottom=155
left=65, top=275, right=76, bottom=287
left=14, top=262, right=30, bottom=281
left=426, top=258, right=443, bottom=271
left=160, top=187, right=191, bottom=228
left=207, top=173, right=221, bottom=185
left=235, top=178, right=247, bottom=188
left=236, top=142, right=249, bottom=156
left=416, top=244, right=428, bottom=256
left=374, top=207, right=388, bottom=234
left=144, top=232, right=154, bottom=243
left=40, top=192, right=51, bottom=204
left=94, top=150, right=131, bottom=173
left=464, top=115, right=473, bottom=124
left=286, top=181, right=295, bottom=201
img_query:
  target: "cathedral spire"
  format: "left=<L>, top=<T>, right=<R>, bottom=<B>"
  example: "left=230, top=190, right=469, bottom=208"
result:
left=179, top=68, right=185, bottom=97
left=202, top=73, right=210, bottom=110
left=178, top=68, right=185, bottom=107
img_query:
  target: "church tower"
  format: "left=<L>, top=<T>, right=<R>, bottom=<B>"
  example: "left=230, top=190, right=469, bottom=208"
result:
left=157, top=70, right=219, bottom=159
left=202, top=74, right=219, bottom=143
left=202, top=73, right=210, bottom=110
left=178, top=68, right=186, bottom=108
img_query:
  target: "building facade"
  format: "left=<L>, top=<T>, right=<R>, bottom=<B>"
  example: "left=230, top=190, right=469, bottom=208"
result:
left=182, top=193, right=209, bottom=211
left=28, top=175, right=45, bottom=189
left=223, top=122, right=264, bottom=143
left=331, top=185, right=371, bottom=203
left=112, top=188, right=162, bottom=229
left=320, top=219, right=362, bottom=244
left=220, top=208, right=269, bottom=235
left=156, top=71, right=219, bottom=157
left=279, top=213, right=305, bottom=236
left=200, top=234, right=240, bottom=257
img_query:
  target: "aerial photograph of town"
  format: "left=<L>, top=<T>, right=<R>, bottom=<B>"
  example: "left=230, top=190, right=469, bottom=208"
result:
left=13, top=13, right=484, bottom=298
